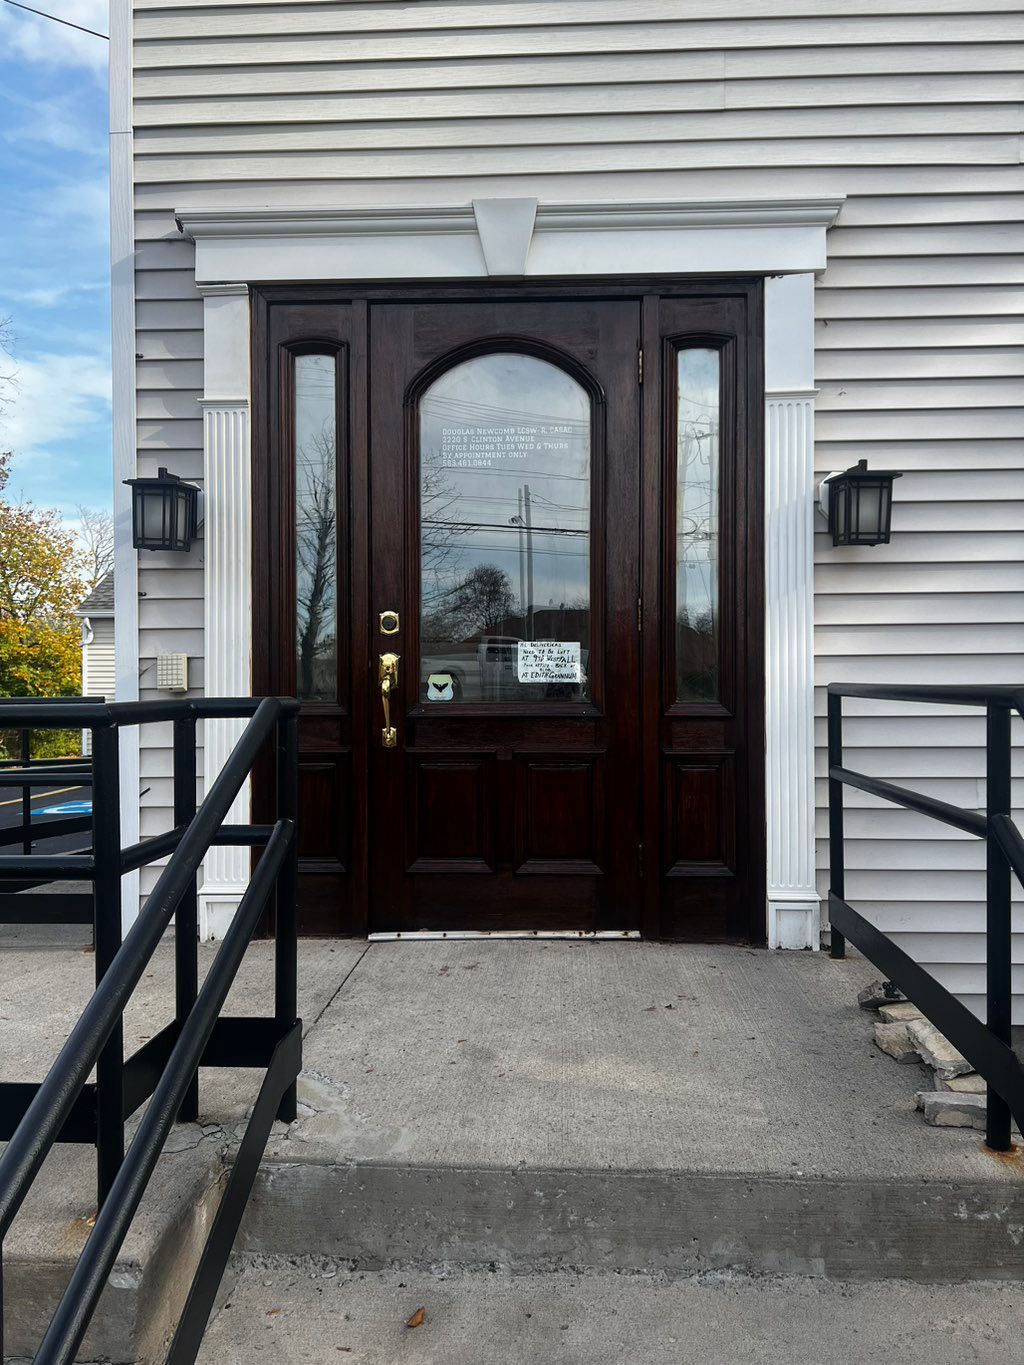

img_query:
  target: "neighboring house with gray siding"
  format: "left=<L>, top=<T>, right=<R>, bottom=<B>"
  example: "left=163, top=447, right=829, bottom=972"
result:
left=109, top=2, right=1022, bottom=1017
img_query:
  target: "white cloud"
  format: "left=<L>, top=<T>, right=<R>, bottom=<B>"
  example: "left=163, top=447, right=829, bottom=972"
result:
left=0, top=349, right=111, bottom=456
left=0, top=1, right=109, bottom=74
left=6, top=280, right=108, bottom=309
left=2, top=87, right=108, bottom=156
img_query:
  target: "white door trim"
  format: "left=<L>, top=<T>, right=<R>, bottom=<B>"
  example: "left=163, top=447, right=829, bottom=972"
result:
left=180, top=196, right=841, bottom=945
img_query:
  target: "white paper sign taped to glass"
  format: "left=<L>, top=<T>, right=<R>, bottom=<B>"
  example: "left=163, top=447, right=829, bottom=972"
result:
left=516, top=642, right=582, bottom=685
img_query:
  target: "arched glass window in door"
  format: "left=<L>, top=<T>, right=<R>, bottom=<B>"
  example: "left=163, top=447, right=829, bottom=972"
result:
left=419, top=352, right=591, bottom=704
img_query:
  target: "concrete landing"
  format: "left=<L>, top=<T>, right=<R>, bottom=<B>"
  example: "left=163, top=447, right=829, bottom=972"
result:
left=241, top=940, right=1024, bottom=1283
left=196, top=1261, right=1022, bottom=1365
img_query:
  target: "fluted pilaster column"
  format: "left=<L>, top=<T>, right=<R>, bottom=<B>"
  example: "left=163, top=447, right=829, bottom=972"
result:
left=198, top=284, right=251, bottom=938
left=764, top=275, right=819, bottom=949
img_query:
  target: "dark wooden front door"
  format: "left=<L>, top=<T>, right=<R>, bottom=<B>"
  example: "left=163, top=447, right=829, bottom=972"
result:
left=252, top=282, right=764, bottom=941
left=368, top=300, right=641, bottom=933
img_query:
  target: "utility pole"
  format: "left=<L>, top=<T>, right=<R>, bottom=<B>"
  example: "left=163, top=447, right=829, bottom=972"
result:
left=516, top=487, right=527, bottom=629
left=523, top=482, right=535, bottom=641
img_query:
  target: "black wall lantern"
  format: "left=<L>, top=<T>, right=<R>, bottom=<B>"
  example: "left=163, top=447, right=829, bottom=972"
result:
left=819, top=459, right=901, bottom=547
left=124, top=467, right=200, bottom=552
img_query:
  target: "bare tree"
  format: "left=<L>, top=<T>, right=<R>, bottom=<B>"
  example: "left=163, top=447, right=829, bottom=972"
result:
left=296, top=425, right=337, bottom=700
left=420, top=451, right=465, bottom=605
left=76, top=505, right=114, bottom=588
left=0, top=317, right=15, bottom=418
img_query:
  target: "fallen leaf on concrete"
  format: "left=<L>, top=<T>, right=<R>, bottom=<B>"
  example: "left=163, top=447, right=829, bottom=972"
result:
left=266, top=1307, right=283, bottom=1317
left=407, top=1307, right=426, bottom=1329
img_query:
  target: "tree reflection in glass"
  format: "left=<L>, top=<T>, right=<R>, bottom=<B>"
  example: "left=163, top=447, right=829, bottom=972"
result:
left=294, top=353, right=338, bottom=702
left=675, top=349, right=720, bottom=703
left=419, top=353, right=591, bottom=703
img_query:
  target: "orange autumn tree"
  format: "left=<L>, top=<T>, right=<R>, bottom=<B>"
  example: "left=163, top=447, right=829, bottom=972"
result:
left=0, top=450, right=88, bottom=700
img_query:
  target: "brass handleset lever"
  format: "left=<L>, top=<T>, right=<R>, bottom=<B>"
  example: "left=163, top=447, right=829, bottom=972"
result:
left=379, top=651, right=400, bottom=748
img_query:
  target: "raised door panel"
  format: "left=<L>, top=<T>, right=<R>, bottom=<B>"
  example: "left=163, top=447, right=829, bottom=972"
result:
left=663, top=753, right=736, bottom=876
left=514, top=755, right=605, bottom=875
left=407, top=751, right=495, bottom=873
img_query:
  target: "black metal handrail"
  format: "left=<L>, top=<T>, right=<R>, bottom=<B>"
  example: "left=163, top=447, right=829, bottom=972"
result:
left=0, top=696, right=301, bottom=1365
left=828, top=682, right=1024, bottom=1151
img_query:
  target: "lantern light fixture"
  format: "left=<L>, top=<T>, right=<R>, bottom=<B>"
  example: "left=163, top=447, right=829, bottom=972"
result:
left=817, top=459, right=902, bottom=548
left=124, top=467, right=200, bottom=552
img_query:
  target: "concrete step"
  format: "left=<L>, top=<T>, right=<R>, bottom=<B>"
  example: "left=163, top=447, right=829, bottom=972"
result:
left=239, top=1153, right=1024, bottom=1283
left=2, top=1137, right=224, bottom=1364
left=196, top=1259, right=1022, bottom=1365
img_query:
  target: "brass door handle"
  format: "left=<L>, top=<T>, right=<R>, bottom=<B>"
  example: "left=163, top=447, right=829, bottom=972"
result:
left=379, top=652, right=400, bottom=748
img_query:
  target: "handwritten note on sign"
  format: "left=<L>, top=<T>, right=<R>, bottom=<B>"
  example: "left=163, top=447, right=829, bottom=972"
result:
left=517, top=641, right=582, bottom=684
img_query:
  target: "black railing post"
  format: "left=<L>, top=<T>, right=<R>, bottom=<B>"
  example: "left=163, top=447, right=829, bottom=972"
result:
left=275, top=710, right=299, bottom=1123
left=827, top=689, right=846, bottom=959
left=20, top=726, right=31, bottom=856
left=985, top=702, right=1012, bottom=1151
left=91, top=723, right=124, bottom=1206
left=173, top=707, right=199, bottom=1122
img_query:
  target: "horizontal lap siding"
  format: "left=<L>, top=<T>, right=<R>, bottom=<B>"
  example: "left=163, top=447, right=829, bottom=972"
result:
left=132, top=207, right=203, bottom=896
left=131, top=1, right=1024, bottom=1007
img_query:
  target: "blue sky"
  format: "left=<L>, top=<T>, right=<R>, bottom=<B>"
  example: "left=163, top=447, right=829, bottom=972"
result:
left=0, top=0, right=112, bottom=519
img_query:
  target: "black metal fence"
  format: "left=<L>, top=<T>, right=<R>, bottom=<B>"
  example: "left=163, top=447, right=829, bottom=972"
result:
left=828, top=683, right=1024, bottom=1151
left=0, top=697, right=301, bottom=1365
left=0, top=696, right=97, bottom=884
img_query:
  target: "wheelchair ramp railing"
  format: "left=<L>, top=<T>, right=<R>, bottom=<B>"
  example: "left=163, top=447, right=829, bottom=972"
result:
left=0, top=696, right=301, bottom=1365
left=827, top=682, right=1024, bottom=1151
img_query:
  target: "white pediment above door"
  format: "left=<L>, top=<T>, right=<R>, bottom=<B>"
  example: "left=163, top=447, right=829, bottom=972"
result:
left=175, top=196, right=844, bottom=286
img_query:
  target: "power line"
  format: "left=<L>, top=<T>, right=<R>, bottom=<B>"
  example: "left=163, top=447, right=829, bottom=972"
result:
left=3, top=0, right=108, bottom=38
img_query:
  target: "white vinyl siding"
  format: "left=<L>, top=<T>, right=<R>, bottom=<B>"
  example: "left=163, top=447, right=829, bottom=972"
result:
left=81, top=617, right=116, bottom=757
left=129, top=0, right=1024, bottom=1011
left=82, top=617, right=116, bottom=701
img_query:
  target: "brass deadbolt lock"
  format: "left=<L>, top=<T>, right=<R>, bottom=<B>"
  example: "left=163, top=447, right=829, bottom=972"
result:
left=379, top=609, right=400, bottom=636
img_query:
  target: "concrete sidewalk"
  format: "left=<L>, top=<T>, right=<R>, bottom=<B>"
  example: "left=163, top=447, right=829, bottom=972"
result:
left=196, top=1262, right=1021, bottom=1365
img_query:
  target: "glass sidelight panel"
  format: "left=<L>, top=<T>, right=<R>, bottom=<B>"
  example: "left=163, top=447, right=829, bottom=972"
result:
left=675, top=349, right=720, bottom=703
left=418, top=353, right=591, bottom=704
left=294, top=352, right=338, bottom=702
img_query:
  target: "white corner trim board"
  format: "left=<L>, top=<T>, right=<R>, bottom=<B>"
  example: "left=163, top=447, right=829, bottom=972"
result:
left=109, top=0, right=139, bottom=930
left=184, top=199, right=838, bottom=944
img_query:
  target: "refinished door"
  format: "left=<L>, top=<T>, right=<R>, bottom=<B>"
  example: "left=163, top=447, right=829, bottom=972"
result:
left=367, top=299, right=642, bottom=934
